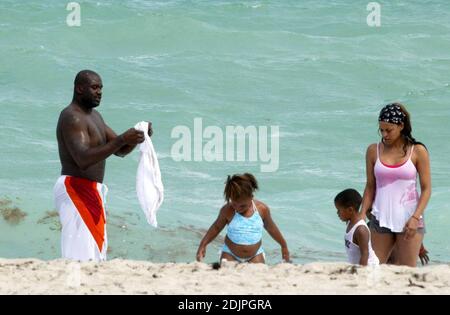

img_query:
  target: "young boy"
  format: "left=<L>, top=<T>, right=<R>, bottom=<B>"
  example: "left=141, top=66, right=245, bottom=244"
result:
left=334, top=189, right=379, bottom=266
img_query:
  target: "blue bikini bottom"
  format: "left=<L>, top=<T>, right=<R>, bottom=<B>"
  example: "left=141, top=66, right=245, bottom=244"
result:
left=221, top=243, right=265, bottom=263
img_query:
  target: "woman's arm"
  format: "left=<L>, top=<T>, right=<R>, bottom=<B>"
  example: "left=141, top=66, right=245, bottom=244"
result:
left=413, top=145, right=431, bottom=218
left=196, top=205, right=230, bottom=261
left=360, top=144, right=377, bottom=219
left=404, top=145, right=431, bottom=240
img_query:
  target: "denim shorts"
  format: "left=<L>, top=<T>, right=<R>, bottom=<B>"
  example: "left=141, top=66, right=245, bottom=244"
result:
left=368, top=214, right=426, bottom=235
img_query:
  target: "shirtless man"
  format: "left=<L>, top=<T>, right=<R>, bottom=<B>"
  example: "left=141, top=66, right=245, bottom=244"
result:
left=54, top=70, right=152, bottom=261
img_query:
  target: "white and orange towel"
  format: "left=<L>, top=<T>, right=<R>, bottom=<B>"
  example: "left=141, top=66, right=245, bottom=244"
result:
left=54, top=175, right=108, bottom=262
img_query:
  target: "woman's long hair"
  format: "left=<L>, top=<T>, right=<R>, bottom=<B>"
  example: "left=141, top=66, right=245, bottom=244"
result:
left=380, top=102, right=427, bottom=156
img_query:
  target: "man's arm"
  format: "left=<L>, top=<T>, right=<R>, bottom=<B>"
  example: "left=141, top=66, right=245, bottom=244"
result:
left=104, top=124, right=136, bottom=158
left=105, top=122, right=153, bottom=158
left=62, top=112, right=144, bottom=169
left=61, top=113, right=125, bottom=169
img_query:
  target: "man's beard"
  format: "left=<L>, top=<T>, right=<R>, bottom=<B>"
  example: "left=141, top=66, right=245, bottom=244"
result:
left=82, top=96, right=100, bottom=108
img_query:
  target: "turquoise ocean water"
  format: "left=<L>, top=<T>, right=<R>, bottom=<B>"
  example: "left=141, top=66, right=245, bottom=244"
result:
left=1, top=0, right=449, bottom=264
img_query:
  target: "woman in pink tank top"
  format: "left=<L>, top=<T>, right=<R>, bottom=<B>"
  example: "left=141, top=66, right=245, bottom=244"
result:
left=360, top=103, right=431, bottom=267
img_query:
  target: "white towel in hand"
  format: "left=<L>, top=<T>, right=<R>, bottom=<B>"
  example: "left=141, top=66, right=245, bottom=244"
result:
left=134, top=121, right=164, bottom=227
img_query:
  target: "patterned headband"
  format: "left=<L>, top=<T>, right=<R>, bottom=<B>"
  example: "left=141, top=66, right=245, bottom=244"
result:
left=378, top=104, right=406, bottom=125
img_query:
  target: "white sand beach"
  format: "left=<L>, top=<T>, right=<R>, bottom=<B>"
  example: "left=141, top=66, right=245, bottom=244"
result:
left=0, top=258, right=449, bottom=295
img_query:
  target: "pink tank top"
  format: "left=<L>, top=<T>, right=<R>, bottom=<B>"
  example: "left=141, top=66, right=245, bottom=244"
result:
left=372, top=143, right=419, bottom=232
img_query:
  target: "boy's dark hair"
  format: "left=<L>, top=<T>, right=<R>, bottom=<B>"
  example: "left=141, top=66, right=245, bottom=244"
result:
left=224, top=173, right=258, bottom=202
left=334, top=189, right=362, bottom=211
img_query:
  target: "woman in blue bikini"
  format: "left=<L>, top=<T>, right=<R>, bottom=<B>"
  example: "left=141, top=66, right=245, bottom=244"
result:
left=196, top=173, right=290, bottom=264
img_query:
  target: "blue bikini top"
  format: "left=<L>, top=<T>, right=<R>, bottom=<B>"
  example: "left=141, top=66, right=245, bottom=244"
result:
left=227, top=200, right=263, bottom=245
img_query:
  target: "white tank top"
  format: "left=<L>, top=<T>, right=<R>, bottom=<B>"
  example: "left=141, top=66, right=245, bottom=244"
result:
left=345, top=220, right=379, bottom=266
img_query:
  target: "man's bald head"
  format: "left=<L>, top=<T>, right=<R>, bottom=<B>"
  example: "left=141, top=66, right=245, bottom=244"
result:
left=73, top=70, right=103, bottom=108
left=74, top=70, right=101, bottom=87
